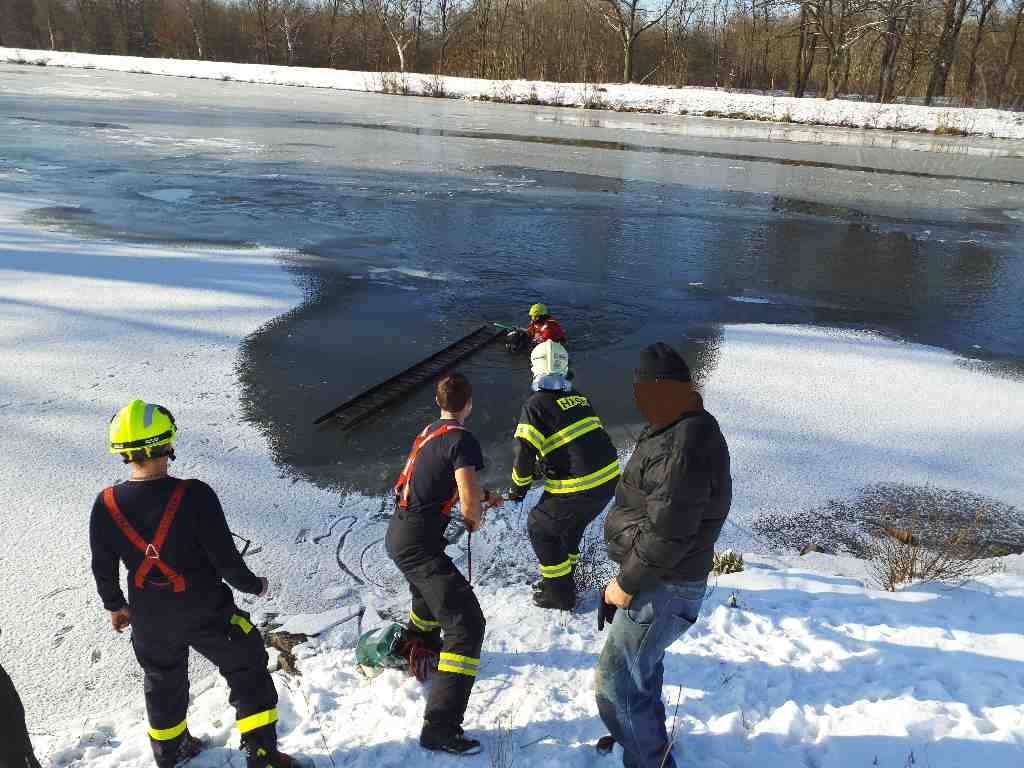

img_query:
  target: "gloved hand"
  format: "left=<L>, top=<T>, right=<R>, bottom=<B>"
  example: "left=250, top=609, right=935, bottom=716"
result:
left=597, top=598, right=618, bottom=631
left=403, top=638, right=439, bottom=682
left=506, top=486, right=527, bottom=503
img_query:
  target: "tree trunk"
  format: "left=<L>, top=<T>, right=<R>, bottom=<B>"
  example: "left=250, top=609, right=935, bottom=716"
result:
left=965, top=0, right=995, bottom=105
left=326, top=0, right=342, bottom=67
left=184, top=0, right=204, bottom=58
left=995, top=1, right=1024, bottom=107
left=876, top=5, right=907, bottom=104
left=623, top=34, right=633, bottom=82
left=925, top=0, right=973, bottom=105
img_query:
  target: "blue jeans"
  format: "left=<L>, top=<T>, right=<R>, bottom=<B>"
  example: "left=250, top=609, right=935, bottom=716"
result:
left=595, top=579, right=707, bottom=768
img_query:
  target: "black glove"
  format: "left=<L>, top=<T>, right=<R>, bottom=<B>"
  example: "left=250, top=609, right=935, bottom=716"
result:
left=506, top=486, right=527, bottom=503
left=597, top=595, right=618, bottom=631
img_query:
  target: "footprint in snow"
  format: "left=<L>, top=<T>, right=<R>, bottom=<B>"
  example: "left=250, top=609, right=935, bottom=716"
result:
left=54, top=624, right=74, bottom=647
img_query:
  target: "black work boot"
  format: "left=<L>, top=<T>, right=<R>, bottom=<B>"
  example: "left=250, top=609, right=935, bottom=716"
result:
left=243, top=730, right=303, bottom=768
left=533, top=575, right=576, bottom=611
left=154, top=732, right=205, bottom=768
left=420, top=724, right=482, bottom=756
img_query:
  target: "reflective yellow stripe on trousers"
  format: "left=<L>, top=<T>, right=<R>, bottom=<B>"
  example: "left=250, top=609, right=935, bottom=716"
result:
left=438, top=651, right=480, bottom=677
left=539, top=559, right=573, bottom=578
left=410, top=610, right=441, bottom=632
left=149, top=718, right=188, bottom=741
left=237, top=707, right=279, bottom=734
left=543, top=459, right=621, bottom=494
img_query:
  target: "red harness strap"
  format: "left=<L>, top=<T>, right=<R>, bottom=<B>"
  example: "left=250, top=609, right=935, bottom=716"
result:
left=394, top=423, right=464, bottom=516
left=102, top=481, right=190, bottom=593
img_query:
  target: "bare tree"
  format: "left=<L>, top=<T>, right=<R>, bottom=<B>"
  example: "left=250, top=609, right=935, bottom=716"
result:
left=963, top=0, right=997, bottom=103
left=377, top=0, right=417, bottom=71
left=792, top=1, right=819, bottom=96
left=321, top=0, right=346, bottom=66
left=805, top=0, right=876, bottom=99
left=248, top=0, right=276, bottom=63
left=873, top=0, right=917, bottom=102
left=925, top=0, right=975, bottom=104
left=596, top=0, right=678, bottom=82
left=432, top=0, right=466, bottom=70
left=994, top=0, right=1024, bottom=105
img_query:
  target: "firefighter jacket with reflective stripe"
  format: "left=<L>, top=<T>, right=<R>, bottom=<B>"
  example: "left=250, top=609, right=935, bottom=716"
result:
left=512, top=389, right=620, bottom=495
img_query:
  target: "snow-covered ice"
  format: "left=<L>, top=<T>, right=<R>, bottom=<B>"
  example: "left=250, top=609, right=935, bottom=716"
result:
left=33, top=554, right=1024, bottom=768
left=2, top=187, right=1024, bottom=766
left=2, top=47, right=1022, bottom=140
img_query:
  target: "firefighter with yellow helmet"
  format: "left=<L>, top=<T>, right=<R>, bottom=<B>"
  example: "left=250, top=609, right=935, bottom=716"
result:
left=89, top=399, right=303, bottom=768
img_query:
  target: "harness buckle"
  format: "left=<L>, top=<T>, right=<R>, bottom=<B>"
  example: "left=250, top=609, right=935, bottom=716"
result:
left=145, top=543, right=160, bottom=560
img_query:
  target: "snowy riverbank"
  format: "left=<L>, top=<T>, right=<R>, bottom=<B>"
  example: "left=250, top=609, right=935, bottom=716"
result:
left=34, top=553, right=1024, bottom=768
left=2, top=183, right=1024, bottom=766
left=3, top=47, right=1023, bottom=141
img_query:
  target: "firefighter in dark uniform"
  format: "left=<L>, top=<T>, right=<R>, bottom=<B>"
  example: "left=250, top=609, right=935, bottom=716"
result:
left=89, top=399, right=302, bottom=768
left=385, top=373, right=503, bottom=756
left=508, top=341, right=621, bottom=610
left=0, top=662, right=42, bottom=768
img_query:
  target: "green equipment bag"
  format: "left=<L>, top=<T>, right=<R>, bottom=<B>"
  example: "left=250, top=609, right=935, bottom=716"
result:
left=355, top=623, right=409, bottom=677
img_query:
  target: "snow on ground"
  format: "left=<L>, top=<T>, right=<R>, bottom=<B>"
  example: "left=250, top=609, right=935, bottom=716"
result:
left=703, top=324, right=1024, bottom=547
left=3, top=188, right=1024, bottom=765
left=0, top=193, right=345, bottom=729
left=2, top=47, right=1023, bottom=141
left=35, top=554, right=1024, bottom=768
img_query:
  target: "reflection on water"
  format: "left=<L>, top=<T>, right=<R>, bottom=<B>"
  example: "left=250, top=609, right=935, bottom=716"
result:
left=2, top=71, right=1021, bottom=495
left=229, top=168, right=1022, bottom=494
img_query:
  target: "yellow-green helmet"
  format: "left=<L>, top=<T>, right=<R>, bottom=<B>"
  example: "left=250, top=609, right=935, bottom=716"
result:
left=109, top=399, right=177, bottom=461
left=529, top=303, right=549, bottom=319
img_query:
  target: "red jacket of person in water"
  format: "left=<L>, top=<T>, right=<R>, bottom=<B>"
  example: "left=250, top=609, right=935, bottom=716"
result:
left=526, top=316, right=567, bottom=345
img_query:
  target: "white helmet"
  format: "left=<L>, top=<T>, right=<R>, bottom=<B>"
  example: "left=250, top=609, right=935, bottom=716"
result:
left=531, top=340, right=569, bottom=378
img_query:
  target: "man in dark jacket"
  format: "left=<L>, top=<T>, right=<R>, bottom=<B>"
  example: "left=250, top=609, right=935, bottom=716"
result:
left=0, top=662, right=42, bottom=768
left=90, top=399, right=302, bottom=768
left=595, top=343, right=732, bottom=768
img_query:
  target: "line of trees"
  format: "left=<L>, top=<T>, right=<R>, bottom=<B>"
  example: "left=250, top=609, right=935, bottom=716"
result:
left=1, top=0, right=1022, bottom=107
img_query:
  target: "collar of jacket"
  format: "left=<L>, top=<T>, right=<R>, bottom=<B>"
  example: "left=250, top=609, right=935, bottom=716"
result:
left=640, top=407, right=705, bottom=440
left=532, top=374, right=573, bottom=392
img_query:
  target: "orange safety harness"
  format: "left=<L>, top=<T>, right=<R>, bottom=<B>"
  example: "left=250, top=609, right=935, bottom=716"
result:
left=102, top=480, right=190, bottom=593
left=394, top=423, right=464, bottom=516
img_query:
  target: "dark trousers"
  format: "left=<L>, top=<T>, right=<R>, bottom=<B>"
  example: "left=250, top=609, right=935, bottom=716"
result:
left=0, top=664, right=41, bottom=768
left=387, top=513, right=486, bottom=733
left=527, top=487, right=613, bottom=593
left=131, top=588, right=278, bottom=767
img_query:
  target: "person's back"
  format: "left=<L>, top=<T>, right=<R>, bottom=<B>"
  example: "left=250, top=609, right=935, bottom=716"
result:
left=90, top=477, right=262, bottom=617
left=90, top=399, right=303, bottom=768
left=517, top=388, right=618, bottom=490
left=510, top=341, right=619, bottom=610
